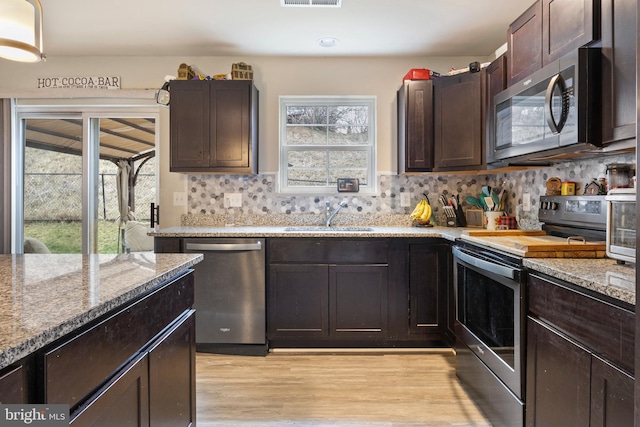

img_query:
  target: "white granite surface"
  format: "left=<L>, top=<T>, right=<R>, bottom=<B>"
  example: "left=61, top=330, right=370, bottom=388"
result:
left=0, top=253, right=202, bottom=371
left=150, top=225, right=467, bottom=242
left=524, top=257, right=636, bottom=306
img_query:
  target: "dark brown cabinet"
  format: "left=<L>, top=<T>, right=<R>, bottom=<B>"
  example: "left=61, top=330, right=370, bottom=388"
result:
left=0, top=365, right=26, bottom=404
left=433, top=71, right=485, bottom=170
left=526, top=273, right=634, bottom=427
left=408, top=243, right=448, bottom=341
left=508, top=0, right=599, bottom=85
left=170, top=79, right=258, bottom=174
left=484, top=55, right=508, bottom=165
left=267, top=239, right=389, bottom=345
left=599, top=0, right=636, bottom=144
left=397, top=80, right=434, bottom=172
left=508, top=0, right=543, bottom=85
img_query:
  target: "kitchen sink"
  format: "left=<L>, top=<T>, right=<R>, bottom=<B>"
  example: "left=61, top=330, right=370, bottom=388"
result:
left=284, top=226, right=375, bottom=232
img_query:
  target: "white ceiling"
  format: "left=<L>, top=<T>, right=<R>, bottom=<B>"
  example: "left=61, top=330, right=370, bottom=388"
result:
left=39, top=0, right=534, bottom=58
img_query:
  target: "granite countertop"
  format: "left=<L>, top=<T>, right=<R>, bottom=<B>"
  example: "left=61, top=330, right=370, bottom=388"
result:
left=0, top=253, right=203, bottom=371
left=150, top=224, right=636, bottom=306
left=149, top=225, right=467, bottom=242
left=523, top=257, right=636, bottom=306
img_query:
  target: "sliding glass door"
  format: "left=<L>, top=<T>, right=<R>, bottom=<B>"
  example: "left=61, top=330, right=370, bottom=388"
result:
left=13, top=106, right=158, bottom=254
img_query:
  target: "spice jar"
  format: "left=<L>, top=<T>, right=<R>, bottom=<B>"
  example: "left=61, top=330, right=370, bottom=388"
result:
left=606, top=164, right=632, bottom=189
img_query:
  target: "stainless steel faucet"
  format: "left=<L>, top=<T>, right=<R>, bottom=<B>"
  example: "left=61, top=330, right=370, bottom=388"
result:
left=326, top=201, right=348, bottom=227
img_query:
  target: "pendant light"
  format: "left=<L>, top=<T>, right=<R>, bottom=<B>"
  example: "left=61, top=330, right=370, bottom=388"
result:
left=0, top=0, right=45, bottom=63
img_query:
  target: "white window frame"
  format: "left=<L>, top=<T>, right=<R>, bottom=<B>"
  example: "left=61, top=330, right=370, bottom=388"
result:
left=278, top=95, right=377, bottom=195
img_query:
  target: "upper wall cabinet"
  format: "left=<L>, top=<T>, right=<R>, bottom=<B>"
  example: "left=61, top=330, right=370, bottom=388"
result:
left=508, top=0, right=599, bottom=85
left=170, top=80, right=259, bottom=174
left=599, top=0, right=636, bottom=144
left=433, top=71, right=485, bottom=170
left=397, top=80, right=434, bottom=173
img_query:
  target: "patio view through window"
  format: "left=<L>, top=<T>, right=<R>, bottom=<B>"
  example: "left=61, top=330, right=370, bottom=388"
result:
left=279, top=96, right=376, bottom=194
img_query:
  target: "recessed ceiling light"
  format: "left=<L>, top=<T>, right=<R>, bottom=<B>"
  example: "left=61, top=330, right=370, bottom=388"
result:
left=318, top=37, right=338, bottom=48
left=281, top=0, right=341, bottom=7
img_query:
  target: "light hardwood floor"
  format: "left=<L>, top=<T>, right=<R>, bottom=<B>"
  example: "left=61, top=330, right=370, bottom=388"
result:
left=196, top=350, right=491, bottom=426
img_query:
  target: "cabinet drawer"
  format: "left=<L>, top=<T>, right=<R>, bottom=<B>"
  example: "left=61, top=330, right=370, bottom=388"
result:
left=0, top=365, right=25, bottom=404
left=528, top=274, right=634, bottom=374
left=269, top=238, right=389, bottom=264
left=44, top=272, right=194, bottom=408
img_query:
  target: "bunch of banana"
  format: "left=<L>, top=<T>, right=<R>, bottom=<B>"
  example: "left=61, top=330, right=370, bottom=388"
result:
left=410, top=196, right=432, bottom=223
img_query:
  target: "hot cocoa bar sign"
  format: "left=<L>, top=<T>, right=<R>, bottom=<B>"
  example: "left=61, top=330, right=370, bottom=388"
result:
left=37, top=76, right=121, bottom=89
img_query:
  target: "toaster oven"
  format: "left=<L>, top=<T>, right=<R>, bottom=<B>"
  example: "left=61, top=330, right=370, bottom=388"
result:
left=606, top=188, right=636, bottom=264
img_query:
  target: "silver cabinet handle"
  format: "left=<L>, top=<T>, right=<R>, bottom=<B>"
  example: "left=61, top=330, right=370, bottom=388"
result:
left=185, top=242, right=262, bottom=251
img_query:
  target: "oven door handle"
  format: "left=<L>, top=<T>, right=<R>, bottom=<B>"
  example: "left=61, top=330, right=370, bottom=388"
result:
left=452, top=246, right=517, bottom=280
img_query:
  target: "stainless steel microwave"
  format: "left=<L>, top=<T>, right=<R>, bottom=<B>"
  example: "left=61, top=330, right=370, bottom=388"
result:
left=488, top=48, right=602, bottom=167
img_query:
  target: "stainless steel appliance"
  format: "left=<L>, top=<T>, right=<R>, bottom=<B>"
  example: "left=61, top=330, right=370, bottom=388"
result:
left=606, top=188, right=636, bottom=264
left=453, top=195, right=608, bottom=427
left=488, top=48, right=601, bottom=167
left=184, top=238, right=267, bottom=355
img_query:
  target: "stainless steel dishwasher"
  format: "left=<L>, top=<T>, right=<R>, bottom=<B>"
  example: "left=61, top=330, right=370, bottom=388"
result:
left=184, top=238, right=266, bottom=355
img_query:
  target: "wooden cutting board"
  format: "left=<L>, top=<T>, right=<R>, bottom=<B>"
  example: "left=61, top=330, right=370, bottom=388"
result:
left=461, top=233, right=607, bottom=258
left=465, top=230, right=547, bottom=237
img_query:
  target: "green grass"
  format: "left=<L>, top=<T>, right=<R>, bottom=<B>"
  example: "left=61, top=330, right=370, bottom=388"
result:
left=24, top=220, right=122, bottom=254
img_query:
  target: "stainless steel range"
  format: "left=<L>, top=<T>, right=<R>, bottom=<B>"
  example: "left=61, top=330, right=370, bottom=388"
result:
left=453, top=195, right=607, bottom=427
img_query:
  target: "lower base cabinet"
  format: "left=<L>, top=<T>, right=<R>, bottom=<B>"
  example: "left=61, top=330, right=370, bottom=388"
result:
left=526, top=273, right=634, bottom=427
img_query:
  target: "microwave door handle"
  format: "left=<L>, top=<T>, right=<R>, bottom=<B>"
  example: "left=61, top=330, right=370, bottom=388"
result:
left=544, top=73, right=568, bottom=134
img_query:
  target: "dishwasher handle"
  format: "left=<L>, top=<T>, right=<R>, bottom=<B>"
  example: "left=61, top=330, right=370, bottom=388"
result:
left=185, top=242, right=262, bottom=252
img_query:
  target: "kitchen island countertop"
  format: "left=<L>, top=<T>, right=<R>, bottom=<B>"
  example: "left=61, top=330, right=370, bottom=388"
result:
left=0, top=252, right=202, bottom=371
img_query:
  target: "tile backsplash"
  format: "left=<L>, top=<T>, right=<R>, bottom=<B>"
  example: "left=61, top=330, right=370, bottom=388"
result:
left=184, top=152, right=635, bottom=227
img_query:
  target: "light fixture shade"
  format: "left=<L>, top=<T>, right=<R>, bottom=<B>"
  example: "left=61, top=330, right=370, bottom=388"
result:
left=0, top=0, right=44, bottom=63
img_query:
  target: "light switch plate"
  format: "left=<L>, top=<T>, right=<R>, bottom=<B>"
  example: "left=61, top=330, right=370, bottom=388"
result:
left=522, top=193, right=531, bottom=212
left=224, top=193, right=243, bottom=208
left=400, top=193, right=411, bottom=207
left=173, top=192, right=187, bottom=206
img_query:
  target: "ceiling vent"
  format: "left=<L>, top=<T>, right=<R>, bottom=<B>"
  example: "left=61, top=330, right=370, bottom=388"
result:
left=281, top=0, right=342, bottom=7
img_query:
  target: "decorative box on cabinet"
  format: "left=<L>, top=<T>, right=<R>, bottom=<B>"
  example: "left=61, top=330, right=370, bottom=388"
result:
left=397, top=80, right=434, bottom=172
left=433, top=71, right=485, bottom=170
left=170, top=79, right=259, bottom=174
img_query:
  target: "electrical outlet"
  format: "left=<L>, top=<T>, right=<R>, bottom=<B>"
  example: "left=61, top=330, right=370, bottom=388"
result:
left=400, top=193, right=411, bottom=207
left=173, top=192, right=187, bottom=207
left=224, top=193, right=242, bottom=208
left=522, top=193, right=531, bottom=212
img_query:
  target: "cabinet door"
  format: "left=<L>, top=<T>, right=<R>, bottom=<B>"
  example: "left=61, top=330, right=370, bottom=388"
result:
left=170, top=80, right=210, bottom=170
left=485, top=55, right=507, bottom=165
left=154, top=237, right=181, bottom=253
left=433, top=72, right=484, bottom=170
left=0, top=365, right=25, bottom=404
left=329, top=265, right=388, bottom=339
left=209, top=80, right=258, bottom=173
left=526, top=317, right=591, bottom=427
left=508, top=0, right=543, bottom=85
left=397, top=80, right=434, bottom=172
left=590, top=355, right=634, bottom=427
left=149, top=310, right=196, bottom=427
left=408, top=245, right=441, bottom=336
left=71, top=354, right=150, bottom=427
left=542, top=0, right=598, bottom=65
left=268, top=264, right=329, bottom=338
left=600, top=0, right=636, bottom=144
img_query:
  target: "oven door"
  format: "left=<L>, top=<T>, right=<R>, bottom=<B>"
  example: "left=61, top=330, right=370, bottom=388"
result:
left=452, top=245, right=525, bottom=399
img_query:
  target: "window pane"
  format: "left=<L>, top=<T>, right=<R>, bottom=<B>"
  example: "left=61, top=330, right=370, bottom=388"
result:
left=286, top=127, right=327, bottom=145
left=329, top=169, right=368, bottom=185
left=286, top=106, right=327, bottom=125
left=288, top=169, right=328, bottom=187
left=329, top=106, right=369, bottom=126
left=328, top=150, right=367, bottom=168
left=287, top=150, right=327, bottom=167
left=328, top=126, right=369, bottom=145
